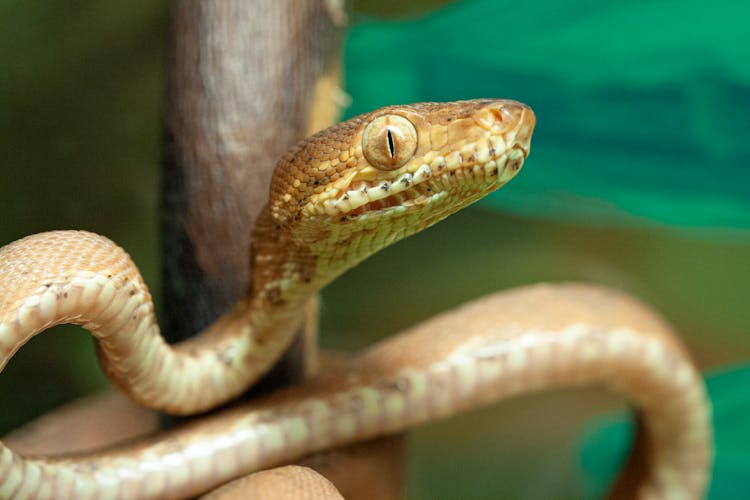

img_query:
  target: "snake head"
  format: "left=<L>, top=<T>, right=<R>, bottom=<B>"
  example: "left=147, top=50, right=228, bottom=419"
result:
left=268, top=99, right=535, bottom=267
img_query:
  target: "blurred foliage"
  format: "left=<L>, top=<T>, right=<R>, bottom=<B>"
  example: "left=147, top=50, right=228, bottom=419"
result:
left=0, top=1, right=167, bottom=430
left=0, top=0, right=748, bottom=498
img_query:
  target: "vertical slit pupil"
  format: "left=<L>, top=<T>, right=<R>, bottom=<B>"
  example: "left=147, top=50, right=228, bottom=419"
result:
left=386, top=128, right=395, bottom=158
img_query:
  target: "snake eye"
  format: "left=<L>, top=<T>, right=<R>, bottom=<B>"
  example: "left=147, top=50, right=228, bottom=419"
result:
left=362, top=114, right=417, bottom=170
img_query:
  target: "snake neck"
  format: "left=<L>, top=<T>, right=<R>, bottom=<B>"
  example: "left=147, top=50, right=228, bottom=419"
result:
left=178, top=207, right=330, bottom=390
left=243, top=207, right=322, bottom=331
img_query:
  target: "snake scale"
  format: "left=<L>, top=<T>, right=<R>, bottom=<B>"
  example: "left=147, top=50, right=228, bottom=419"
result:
left=0, top=100, right=711, bottom=498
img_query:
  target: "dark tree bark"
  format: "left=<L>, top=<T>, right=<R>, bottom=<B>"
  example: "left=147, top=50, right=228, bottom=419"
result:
left=161, top=0, right=348, bottom=387
left=161, top=0, right=340, bottom=345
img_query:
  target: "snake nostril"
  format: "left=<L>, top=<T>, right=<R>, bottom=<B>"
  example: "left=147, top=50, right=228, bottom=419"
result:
left=473, top=102, right=526, bottom=132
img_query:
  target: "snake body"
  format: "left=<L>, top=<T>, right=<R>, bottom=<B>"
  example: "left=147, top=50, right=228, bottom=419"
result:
left=0, top=100, right=711, bottom=498
left=0, top=99, right=531, bottom=416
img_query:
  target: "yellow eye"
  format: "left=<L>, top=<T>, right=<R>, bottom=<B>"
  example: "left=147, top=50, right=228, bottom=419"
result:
left=362, top=114, right=417, bottom=170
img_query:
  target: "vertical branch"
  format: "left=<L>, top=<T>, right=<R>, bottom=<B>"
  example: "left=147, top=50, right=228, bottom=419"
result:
left=161, top=1, right=342, bottom=349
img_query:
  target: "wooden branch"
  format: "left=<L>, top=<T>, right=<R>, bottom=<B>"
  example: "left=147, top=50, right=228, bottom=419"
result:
left=161, top=0, right=342, bottom=346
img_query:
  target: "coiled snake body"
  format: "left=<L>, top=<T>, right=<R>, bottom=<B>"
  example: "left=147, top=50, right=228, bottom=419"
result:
left=0, top=100, right=711, bottom=498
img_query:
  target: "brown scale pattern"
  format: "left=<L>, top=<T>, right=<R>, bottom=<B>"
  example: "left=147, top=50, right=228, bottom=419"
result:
left=270, top=115, right=365, bottom=226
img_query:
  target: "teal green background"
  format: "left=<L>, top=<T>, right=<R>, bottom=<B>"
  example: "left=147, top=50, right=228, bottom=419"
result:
left=1, top=0, right=748, bottom=498
left=345, top=0, right=750, bottom=230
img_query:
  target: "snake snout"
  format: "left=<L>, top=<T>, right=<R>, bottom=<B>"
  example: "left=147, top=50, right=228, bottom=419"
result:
left=514, top=106, right=536, bottom=156
left=471, top=100, right=535, bottom=182
left=472, top=100, right=534, bottom=135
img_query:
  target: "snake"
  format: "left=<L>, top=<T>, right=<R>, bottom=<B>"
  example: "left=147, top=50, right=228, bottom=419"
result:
left=0, top=99, right=711, bottom=498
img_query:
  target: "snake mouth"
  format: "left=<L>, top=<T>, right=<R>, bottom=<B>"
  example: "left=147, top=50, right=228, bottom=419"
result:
left=323, top=143, right=527, bottom=219
left=343, top=181, right=437, bottom=216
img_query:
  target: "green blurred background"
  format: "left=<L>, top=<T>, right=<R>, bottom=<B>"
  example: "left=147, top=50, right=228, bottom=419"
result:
left=1, top=0, right=748, bottom=498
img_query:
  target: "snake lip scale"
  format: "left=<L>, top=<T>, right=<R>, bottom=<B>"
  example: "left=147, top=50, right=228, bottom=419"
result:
left=0, top=99, right=711, bottom=499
